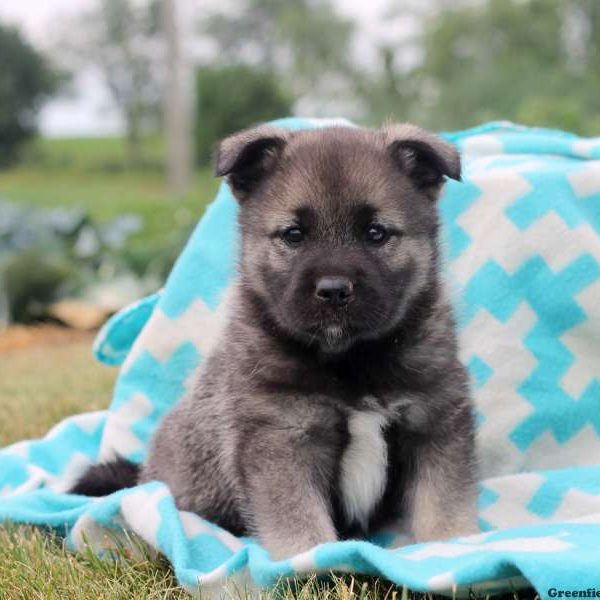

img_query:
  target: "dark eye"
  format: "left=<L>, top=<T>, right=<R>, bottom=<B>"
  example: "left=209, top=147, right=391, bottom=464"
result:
left=365, top=224, right=388, bottom=245
left=281, top=227, right=305, bottom=245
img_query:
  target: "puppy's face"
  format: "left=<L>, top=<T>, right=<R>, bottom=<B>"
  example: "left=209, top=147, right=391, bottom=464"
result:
left=216, top=124, right=460, bottom=353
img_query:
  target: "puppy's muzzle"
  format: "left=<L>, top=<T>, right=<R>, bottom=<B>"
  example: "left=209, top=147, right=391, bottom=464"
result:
left=314, top=277, right=354, bottom=307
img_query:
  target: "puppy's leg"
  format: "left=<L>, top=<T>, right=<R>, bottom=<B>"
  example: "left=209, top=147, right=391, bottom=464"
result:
left=405, top=434, right=479, bottom=543
left=237, top=409, right=340, bottom=560
left=246, top=471, right=337, bottom=560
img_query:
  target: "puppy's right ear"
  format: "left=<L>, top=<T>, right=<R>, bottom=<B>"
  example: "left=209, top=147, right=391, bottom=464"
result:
left=214, top=125, right=290, bottom=201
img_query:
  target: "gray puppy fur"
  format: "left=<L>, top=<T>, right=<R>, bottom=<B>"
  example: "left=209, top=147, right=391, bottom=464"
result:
left=72, top=123, right=479, bottom=560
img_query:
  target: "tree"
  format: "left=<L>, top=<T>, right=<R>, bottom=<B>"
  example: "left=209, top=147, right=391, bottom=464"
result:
left=195, top=65, right=292, bottom=165
left=374, top=0, right=600, bottom=134
left=59, top=0, right=163, bottom=165
left=201, top=0, right=355, bottom=109
left=163, top=0, right=193, bottom=195
left=0, top=24, right=58, bottom=167
left=418, top=0, right=574, bottom=130
left=354, top=46, right=420, bottom=127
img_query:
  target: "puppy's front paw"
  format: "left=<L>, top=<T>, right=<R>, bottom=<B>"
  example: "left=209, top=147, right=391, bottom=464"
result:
left=264, top=531, right=337, bottom=561
left=449, top=517, right=480, bottom=540
left=414, top=514, right=480, bottom=544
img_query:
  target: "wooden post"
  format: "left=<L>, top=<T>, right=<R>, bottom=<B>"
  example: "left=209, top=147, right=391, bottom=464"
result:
left=163, top=0, right=192, bottom=196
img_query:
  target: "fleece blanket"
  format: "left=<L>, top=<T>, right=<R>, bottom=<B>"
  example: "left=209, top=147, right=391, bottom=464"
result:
left=2, top=118, right=600, bottom=599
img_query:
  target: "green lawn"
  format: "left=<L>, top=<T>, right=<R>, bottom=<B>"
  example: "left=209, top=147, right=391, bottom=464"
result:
left=0, top=136, right=220, bottom=253
left=0, top=520, right=418, bottom=600
left=0, top=338, right=115, bottom=446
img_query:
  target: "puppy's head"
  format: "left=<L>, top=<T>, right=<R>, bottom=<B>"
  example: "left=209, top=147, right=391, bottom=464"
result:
left=215, top=123, right=460, bottom=353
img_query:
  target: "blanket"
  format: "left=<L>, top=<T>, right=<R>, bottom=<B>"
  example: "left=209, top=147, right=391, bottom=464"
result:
left=2, top=118, right=600, bottom=599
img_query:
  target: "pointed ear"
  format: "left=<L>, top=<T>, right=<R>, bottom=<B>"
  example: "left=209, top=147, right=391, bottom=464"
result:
left=383, top=123, right=461, bottom=194
left=214, top=125, right=290, bottom=201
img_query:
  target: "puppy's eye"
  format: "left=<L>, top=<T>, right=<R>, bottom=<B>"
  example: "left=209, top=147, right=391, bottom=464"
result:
left=365, top=224, right=389, bottom=245
left=281, top=227, right=305, bottom=245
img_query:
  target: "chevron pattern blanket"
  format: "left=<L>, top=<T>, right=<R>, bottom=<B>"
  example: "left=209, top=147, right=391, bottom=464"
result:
left=1, top=118, right=600, bottom=598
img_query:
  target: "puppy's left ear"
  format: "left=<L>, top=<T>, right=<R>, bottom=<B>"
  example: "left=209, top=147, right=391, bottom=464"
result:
left=384, top=123, right=461, bottom=193
left=214, top=125, right=290, bottom=202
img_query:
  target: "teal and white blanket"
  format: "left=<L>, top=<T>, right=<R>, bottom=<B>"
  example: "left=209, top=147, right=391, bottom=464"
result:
left=2, top=119, right=600, bottom=598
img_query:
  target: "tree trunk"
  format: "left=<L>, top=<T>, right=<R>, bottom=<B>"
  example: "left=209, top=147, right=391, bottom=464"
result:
left=125, top=103, right=144, bottom=167
left=163, top=0, right=192, bottom=196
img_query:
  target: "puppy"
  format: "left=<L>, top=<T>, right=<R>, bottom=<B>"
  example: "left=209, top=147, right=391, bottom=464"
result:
left=72, top=123, right=479, bottom=559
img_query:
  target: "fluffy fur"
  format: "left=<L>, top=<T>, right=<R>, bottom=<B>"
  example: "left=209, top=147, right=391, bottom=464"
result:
left=70, top=456, right=139, bottom=496
left=72, top=123, right=479, bottom=559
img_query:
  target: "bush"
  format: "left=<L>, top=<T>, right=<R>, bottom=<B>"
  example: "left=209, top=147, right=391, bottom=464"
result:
left=0, top=200, right=160, bottom=325
left=0, top=24, right=58, bottom=167
left=195, top=65, right=293, bottom=165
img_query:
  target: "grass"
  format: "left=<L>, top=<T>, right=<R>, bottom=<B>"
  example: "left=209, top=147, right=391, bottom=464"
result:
left=0, top=524, right=187, bottom=600
left=0, top=136, right=220, bottom=253
left=0, top=338, right=115, bottom=446
left=1, top=523, right=499, bottom=600
left=0, top=341, right=194, bottom=599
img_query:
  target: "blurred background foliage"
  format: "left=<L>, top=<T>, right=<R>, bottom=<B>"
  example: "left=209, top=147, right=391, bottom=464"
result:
left=1, top=0, right=599, bottom=327
left=413, top=0, right=600, bottom=133
left=0, top=24, right=60, bottom=167
left=0, top=202, right=148, bottom=324
left=195, top=65, right=292, bottom=164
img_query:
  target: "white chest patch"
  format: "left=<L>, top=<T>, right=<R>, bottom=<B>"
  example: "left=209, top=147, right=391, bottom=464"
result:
left=339, top=410, right=388, bottom=529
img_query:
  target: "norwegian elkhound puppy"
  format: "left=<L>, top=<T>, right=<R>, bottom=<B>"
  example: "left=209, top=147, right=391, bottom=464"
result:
left=72, top=123, right=479, bottom=559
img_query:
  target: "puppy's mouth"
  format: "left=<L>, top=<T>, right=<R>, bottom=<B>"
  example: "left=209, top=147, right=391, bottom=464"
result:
left=276, top=284, right=393, bottom=352
left=298, top=299, right=398, bottom=352
left=320, top=323, right=349, bottom=349
left=303, top=316, right=357, bottom=353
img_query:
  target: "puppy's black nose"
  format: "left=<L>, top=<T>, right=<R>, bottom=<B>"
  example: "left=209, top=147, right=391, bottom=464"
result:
left=315, top=277, right=354, bottom=306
